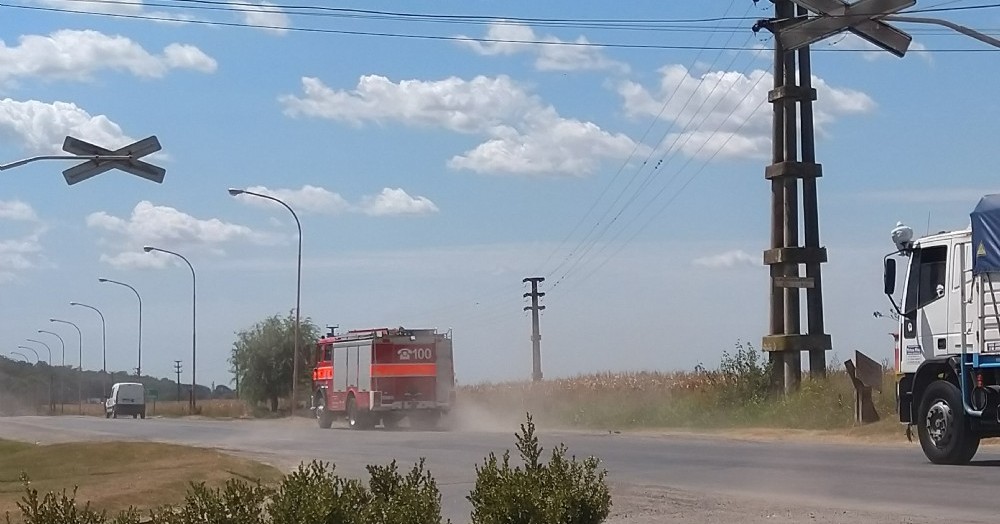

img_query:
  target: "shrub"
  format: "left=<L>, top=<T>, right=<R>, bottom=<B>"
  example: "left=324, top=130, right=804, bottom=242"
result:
left=363, top=459, right=445, bottom=524
left=268, top=461, right=368, bottom=524
left=147, top=479, right=271, bottom=524
left=268, top=459, right=447, bottom=524
left=4, top=474, right=118, bottom=524
left=712, top=340, right=772, bottom=408
left=468, top=414, right=611, bottom=524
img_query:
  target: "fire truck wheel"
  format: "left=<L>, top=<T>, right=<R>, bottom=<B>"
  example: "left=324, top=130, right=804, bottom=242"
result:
left=411, top=411, right=441, bottom=431
left=315, top=393, right=334, bottom=429
left=917, top=380, right=980, bottom=465
left=382, top=414, right=401, bottom=430
left=347, top=397, right=370, bottom=430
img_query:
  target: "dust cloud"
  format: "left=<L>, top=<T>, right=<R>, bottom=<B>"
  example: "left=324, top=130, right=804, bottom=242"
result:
left=448, top=399, right=531, bottom=434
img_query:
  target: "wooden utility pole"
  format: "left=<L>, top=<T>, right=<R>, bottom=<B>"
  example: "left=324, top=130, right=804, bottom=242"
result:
left=756, top=0, right=912, bottom=393
left=174, top=360, right=183, bottom=402
left=761, top=0, right=830, bottom=393
left=523, top=277, right=546, bottom=382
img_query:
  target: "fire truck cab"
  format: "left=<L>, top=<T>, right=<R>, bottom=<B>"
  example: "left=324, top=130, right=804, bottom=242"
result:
left=310, top=326, right=455, bottom=430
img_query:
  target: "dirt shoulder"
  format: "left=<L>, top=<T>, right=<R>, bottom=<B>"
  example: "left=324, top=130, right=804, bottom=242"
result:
left=606, top=483, right=990, bottom=524
left=0, top=439, right=281, bottom=518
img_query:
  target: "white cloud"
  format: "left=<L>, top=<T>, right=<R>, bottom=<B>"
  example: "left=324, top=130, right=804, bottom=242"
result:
left=236, top=185, right=351, bottom=214
left=618, top=65, right=875, bottom=161
left=30, top=0, right=192, bottom=21
left=361, top=188, right=439, bottom=217
left=448, top=109, right=637, bottom=175
left=0, top=200, right=38, bottom=222
left=231, top=1, right=290, bottom=34
left=86, top=201, right=266, bottom=269
left=33, top=0, right=144, bottom=15
left=457, top=22, right=628, bottom=73
left=235, top=185, right=439, bottom=217
left=0, top=98, right=135, bottom=154
left=0, top=204, right=47, bottom=283
left=281, top=74, right=640, bottom=176
left=692, top=249, right=757, bottom=269
left=162, top=43, right=218, bottom=73
left=826, top=33, right=930, bottom=63
left=0, top=29, right=216, bottom=84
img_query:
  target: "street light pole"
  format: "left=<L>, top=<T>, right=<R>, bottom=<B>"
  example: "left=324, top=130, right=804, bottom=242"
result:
left=17, top=345, right=39, bottom=363
left=50, top=318, right=83, bottom=415
left=25, top=339, right=53, bottom=412
left=10, top=352, right=29, bottom=362
left=228, top=188, right=303, bottom=414
left=38, top=330, right=65, bottom=413
left=99, top=278, right=143, bottom=377
left=71, top=301, right=107, bottom=398
left=144, top=246, right=197, bottom=413
left=24, top=339, right=50, bottom=365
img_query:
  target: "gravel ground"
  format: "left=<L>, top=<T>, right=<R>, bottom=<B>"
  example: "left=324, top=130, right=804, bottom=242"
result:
left=605, top=484, right=990, bottom=524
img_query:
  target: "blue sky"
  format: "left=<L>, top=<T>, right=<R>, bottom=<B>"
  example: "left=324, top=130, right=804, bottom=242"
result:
left=1, top=0, right=998, bottom=388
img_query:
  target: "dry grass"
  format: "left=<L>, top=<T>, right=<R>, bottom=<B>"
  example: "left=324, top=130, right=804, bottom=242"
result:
left=52, top=399, right=253, bottom=419
left=0, top=439, right=281, bottom=518
left=457, top=368, right=898, bottom=434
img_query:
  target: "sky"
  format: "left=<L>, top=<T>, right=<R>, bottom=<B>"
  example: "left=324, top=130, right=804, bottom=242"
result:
left=1, top=0, right=999, bottom=388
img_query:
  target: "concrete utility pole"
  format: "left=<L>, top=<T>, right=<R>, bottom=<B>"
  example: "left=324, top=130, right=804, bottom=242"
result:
left=755, top=0, right=912, bottom=393
left=174, top=360, right=183, bottom=403
left=523, top=277, right=546, bottom=382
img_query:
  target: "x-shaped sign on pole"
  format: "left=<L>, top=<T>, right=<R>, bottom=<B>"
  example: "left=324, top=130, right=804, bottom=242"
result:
left=62, top=135, right=165, bottom=185
left=776, top=0, right=914, bottom=57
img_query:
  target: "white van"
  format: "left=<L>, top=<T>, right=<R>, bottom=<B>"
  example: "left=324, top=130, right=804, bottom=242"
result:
left=106, top=382, right=146, bottom=419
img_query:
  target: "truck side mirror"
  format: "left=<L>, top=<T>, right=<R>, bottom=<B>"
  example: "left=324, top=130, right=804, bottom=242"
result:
left=884, top=258, right=896, bottom=295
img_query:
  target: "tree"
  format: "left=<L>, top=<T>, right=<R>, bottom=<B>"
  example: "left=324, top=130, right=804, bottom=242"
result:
left=229, top=311, right=319, bottom=412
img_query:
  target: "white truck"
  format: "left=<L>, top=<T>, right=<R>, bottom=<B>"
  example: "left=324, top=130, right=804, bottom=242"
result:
left=105, top=382, right=146, bottom=419
left=885, top=194, right=1000, bottom=464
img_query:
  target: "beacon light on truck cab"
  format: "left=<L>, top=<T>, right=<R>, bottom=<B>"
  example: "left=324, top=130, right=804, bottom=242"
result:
left=884, top=195, right=1000, bottom=464
left=310, top=326, right=455, bottom=430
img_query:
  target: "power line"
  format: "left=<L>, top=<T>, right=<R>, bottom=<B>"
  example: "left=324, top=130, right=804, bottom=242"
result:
left=537, top=0, right=759, bottom=283
left=547, top=2, right=764, bottom=290
left=3, top=2, right=998, bottom=52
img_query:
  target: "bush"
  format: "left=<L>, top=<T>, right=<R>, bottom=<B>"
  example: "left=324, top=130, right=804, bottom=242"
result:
left=268, top=461, right=367, bottom=524
left=363, top=459, right=445, bottom=524
left=147, top=479, right=271, bottom=524
left=268, top=460, right=446, bottom=524
left=468, top=415, right=611, bottom=524
left=5, top=474, right=120, bottom=524
left=705, top=340, right=772, bottom=409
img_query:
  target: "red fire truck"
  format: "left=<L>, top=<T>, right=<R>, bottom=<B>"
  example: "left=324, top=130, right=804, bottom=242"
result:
left=310, top=326, right=455, bottom=430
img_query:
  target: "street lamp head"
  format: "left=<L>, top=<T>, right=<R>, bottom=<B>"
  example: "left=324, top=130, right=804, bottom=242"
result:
left=48, top=318, right=56, bottom=322
left=143, top=246, right=154, bottom=253
left=70, top=301, right=80, bottom=306
left=98, top=277, right=108, bottom=282
left=227, top=188, right=245, bottom=196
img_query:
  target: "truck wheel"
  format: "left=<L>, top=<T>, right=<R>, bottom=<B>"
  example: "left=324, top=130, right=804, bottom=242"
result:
left=382, top=414, right=401, bottom=430
left=315, top=393, right=334, bottom=429
left=105, top=411, right=111, bottom=419
left=917, top=380, right=981, bottom=465
left=346, top=397, right=364, bottom=430
left=411, top=411, right=441, bottom=431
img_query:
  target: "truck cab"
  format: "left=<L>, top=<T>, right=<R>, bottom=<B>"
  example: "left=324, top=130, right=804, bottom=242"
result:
left=106, top=382, right=146, bottom=419
left=886, top=195, right=1000, bottom=464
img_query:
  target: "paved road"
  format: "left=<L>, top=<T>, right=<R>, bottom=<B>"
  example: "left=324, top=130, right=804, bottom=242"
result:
left=1, top=416, right=999, bottom=523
